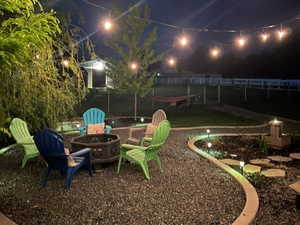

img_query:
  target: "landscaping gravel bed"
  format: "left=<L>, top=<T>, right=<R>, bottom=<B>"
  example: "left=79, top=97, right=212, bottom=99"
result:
left=0, top=129, right=245, bottom=225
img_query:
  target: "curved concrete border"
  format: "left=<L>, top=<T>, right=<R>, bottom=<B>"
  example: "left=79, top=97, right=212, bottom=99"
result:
left=188, top=134, right=259, bottom=225
left=0, top=212, right=17, bottom=225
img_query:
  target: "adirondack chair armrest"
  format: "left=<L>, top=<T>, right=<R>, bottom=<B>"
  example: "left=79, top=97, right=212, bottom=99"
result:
left=128, top=126, right=147, bottom=138
left=71, top=148, right=91, bottom=157
left=0, top=143, right=19, bottom=154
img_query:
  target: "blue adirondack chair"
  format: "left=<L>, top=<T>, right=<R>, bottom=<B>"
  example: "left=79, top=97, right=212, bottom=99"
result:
left=33, top=129, right=93, bottom=189
left=79, top=108, right=112, bottom=136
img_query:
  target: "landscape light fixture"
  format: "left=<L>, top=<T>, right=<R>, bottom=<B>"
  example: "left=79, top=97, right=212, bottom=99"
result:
left=240, top=161, right=245, bottom=175
left=207, top=142, right=212, bottom=148
left=236, top=37, right=247, bottom=48
left=177, top=34, right=190, bottom=48
left=206, top=129, right=210, bottom=139
left=277, top=30, right=286, bottom=40
left=140, top=117, right=145, bottom=123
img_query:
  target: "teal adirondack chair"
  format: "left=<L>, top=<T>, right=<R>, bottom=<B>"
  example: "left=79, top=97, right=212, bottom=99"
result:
left=9, top=118, right=39, bottom=168
left=117, top=120, right=171, bottom=180
left=79, top=108, right=112, bottom=135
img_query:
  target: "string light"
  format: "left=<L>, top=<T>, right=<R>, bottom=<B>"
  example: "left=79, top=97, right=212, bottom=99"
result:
left=210, top=47, right=221, bottom=59
left=236, top=36, right=247, bottom=48
left=260, top=33, right=270, bottom=43
left=177, top=34, right=190, bottom=48
left=62, top=59, right=69, bottom=67
left=129, top=62, right=138, bottom=71
left=167, top=57, right=177, bottom=67
left=277, top=29, right=287, bottom=40
left=102, top=18, right=114, bottom=31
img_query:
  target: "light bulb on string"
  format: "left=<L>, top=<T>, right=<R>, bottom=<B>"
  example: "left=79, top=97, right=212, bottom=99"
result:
left=260, top=32, right=270, bottom=43
left=129, top=62, right=138, bottom=72
left=101, top=17, right=114, bottom=32
left=210, top=47, right=221, bottom=59
left=277, top=29, right=287, bottom=40
left=62, top=59, right=69, bottom=67
left=236, top=37, right=247, bottom=48
left=176, top=33, right=190, bottom=48
left=167, top=57, right=177, bottom=67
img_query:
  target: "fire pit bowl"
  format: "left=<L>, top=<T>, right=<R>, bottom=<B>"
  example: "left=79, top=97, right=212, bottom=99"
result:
left=71, top=134, right=120, bottom=164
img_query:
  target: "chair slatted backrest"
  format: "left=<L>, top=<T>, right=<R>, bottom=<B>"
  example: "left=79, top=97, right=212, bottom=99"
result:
left=9, top=118, right=32, bottom=143
left=152, top=109, right=167, bottom=126
left=149, top=120, right=171, bottom=150
left=34, top=129, right=68, bottom=170
left=83, top=108, right=105, bottom=125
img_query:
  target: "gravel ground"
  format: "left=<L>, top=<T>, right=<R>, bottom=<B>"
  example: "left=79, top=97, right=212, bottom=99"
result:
left=0, top=128, right=245, bottom=225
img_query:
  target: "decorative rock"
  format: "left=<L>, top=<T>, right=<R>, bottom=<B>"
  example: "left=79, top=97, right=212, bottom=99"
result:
left=290, top=153, right=300, bottom=160
left=267, top=155, right=292, bottom=162
left=219, top=159, right=241, bottom=166
left=261, top=169, right=286, bottom=177
left=249, top=159, right=271, bottom=166
left=243, top=164, right=261, bottom=174
left=230, top=154, right=238, bottom=158
left=289, top=181, right=300, bottom=193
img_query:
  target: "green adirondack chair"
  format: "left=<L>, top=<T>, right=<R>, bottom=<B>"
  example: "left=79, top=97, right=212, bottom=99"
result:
left=117, top=120, right=171, bottom=180
left=9, top=118, right=39, bottom=168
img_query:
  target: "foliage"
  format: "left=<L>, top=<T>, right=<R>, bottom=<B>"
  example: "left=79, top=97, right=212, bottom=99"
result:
left=257, top=138, right=269, bottom=155
left=105, top=3, right=163, bottom=97
left=244, top=172, right=269, bottom=188
left=207, top=149, right=225, bottom=159
left=0, top=0, right=86, bottom=133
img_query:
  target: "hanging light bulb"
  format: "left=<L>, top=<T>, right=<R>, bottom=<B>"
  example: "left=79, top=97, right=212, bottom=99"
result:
left=129, top=62, right=138, bottom=71
left=167, top=57, right=176, bottom=67
left=236, top=37, right=247, bottom=48
left=62, top=59, right=69, bottom=67
left=102, top=18, right=114, bottom=32
left=277, top=29, right=287, bottom=40
left=260, top=33, right=270, bottom=43
left=177, top=34, right=190, bottom=48
left=210, top=47, right=221, bottom=59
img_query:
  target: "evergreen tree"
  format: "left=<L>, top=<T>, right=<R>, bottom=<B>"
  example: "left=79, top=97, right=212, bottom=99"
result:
left=105, top=3, right=163, bottom=119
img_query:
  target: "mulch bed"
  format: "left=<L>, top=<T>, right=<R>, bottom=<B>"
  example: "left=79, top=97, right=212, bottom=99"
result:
left=195, top=135, right=300, bottom=225
left=0, top=129, right=245, bottom=225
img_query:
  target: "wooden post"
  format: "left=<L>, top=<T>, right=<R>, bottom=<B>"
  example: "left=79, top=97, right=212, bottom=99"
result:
left=187, top=84, right=191, bottom=105
left=203, top=86, right=207, bottom=105
left=267, top=87, right=270, bottom=99
left=218, top=85, right=221, bottom=104
left=244, top=86, right=247, bottom=102
left=134, top=93, right=137, bottom=121
left=87, top=69, right=93, bottom=89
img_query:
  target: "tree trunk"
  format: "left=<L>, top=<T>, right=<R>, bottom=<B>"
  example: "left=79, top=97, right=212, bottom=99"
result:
left=134, top=93, right=137, bottom=121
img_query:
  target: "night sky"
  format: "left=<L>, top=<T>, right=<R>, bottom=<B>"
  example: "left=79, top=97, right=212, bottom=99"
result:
left=52, top=0, right=300, bottom=56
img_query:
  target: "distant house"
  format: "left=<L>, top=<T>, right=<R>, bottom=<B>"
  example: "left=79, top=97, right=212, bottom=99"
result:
left=80, top=59, right=113, bottom=89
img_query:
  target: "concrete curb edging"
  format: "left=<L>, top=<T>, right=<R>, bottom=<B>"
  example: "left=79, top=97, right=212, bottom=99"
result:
left=0, top=212, right=17, bottom=225
left=187, top=134, right=259, bottom=225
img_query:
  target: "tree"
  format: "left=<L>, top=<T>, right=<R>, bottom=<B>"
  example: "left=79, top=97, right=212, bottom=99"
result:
left=0, top=0, right=86, bottom=135
left=105, top=3, right=163, bottom=120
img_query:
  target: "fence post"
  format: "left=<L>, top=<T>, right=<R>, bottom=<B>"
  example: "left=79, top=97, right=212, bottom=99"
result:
left=203, top=86, right=207, bottom=105
left=244, top=86, right=247, bottom=102
left=152, top=87, right=155, bottom=109
left=187, top=83, right=191, bottom=105
left=218, top=82, right=221, bottom=104
left=107, top=91, right=110, bottom=114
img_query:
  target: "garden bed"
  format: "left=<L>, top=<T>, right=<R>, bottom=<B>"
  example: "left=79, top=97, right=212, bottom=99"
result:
left=0, top=129, right=245, bottom=225
left=195, top=135, right=300, bottom=225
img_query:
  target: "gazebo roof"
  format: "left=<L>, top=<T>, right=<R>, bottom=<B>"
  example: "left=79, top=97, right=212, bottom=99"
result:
left=80, top=58, right=107, bottom=70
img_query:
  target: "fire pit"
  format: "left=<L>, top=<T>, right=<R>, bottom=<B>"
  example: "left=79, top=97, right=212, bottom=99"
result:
left=71, top=134, right=120, bottom=164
